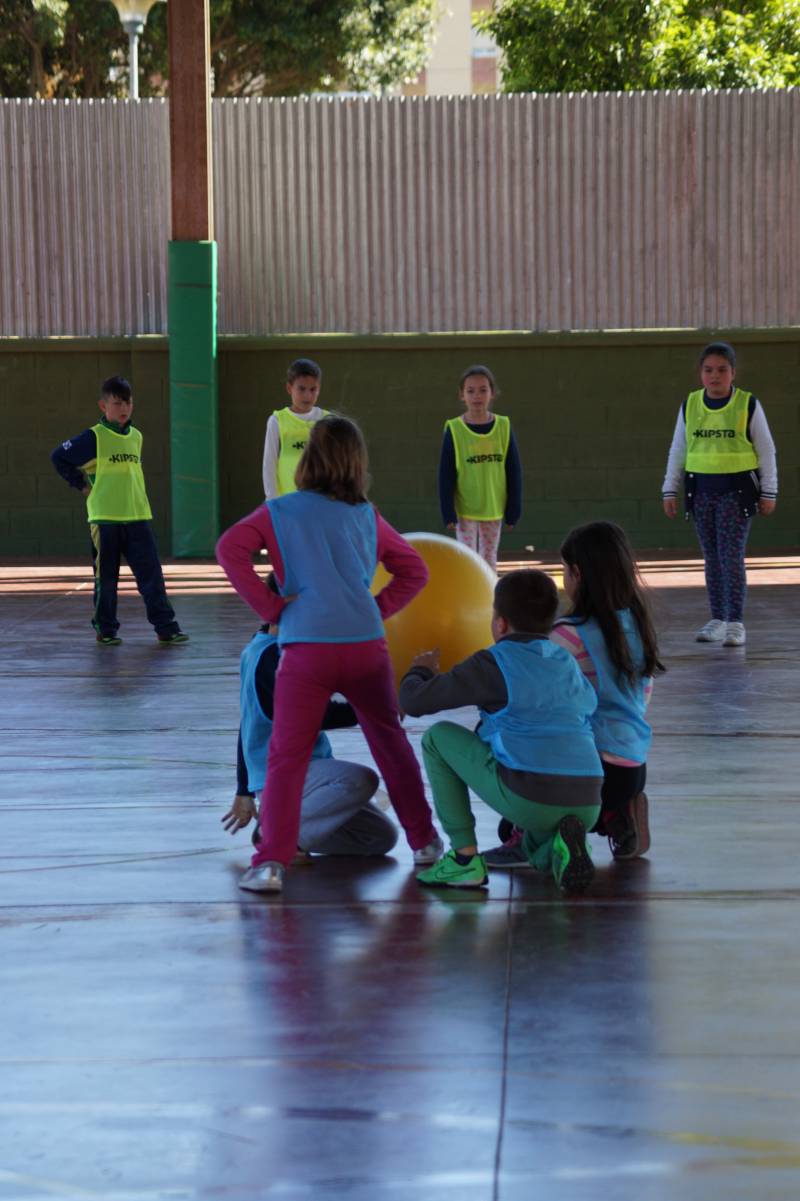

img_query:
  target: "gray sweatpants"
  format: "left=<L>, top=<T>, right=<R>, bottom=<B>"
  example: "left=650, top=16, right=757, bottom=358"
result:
left=296, top=759, right=398, bottom=856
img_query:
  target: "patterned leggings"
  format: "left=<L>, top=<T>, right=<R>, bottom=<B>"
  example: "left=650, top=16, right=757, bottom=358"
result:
left=692, top=491, right=752, bottom=623
left=456, top=518, right=503, bottom=571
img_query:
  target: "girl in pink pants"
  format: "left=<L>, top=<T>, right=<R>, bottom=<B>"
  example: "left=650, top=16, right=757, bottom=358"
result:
left=216, top=414, right=441, bottom=893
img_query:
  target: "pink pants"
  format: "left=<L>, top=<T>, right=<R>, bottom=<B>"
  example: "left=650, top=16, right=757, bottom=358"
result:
left=456, top=518, right=502, bottom=572
left=253, top=639, right=437, bottom=867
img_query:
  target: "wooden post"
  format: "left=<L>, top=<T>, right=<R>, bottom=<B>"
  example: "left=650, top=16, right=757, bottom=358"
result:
left=167, top=0, right=219, bottom=557
left=168, top=0, right=213, bottom=241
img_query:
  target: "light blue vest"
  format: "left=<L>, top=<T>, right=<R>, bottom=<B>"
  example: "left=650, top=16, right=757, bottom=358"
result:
left=268, top=492, right=384, bottom=645
left=563, top=611, right=652, bottom=763
left=239, top=630, right=332, bottom=793
left=478, top=639, right=602, bottom=777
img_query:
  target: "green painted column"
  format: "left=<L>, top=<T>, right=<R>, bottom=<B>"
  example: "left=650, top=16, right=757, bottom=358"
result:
left=168, top=240, right=219, bottom=557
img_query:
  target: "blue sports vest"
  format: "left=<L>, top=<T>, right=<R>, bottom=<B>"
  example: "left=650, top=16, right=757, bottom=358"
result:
left=268, top=492, right=384, bottom=645
left=477, top=639, right=602, bottom=777
left=563, top=611, right=652, bottom=763
left=239, top=631, right=332, bottom=793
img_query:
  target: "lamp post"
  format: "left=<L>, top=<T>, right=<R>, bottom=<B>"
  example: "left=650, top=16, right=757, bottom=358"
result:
left=109, top=0, right=165, bottom=98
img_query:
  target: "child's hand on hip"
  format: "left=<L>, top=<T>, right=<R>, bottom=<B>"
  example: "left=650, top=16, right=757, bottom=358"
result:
left=758, top=498, right=776, bottom=515
left=663, top=497, right=678, bottom=518
left=411, top=648, right=440, bottom=674
left=221, top=795, right=257, bottom=833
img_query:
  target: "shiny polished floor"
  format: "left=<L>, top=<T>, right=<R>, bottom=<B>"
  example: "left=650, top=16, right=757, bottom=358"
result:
left=1, top=556, right=799, bottom=1200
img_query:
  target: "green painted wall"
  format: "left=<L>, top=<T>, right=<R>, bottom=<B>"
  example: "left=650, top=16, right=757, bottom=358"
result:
left=0, top=340, right=171, bottom=558
left=2, top=330, right=798, bottom=558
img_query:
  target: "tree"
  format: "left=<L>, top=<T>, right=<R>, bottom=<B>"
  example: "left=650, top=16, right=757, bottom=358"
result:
left=1, top=0, right=70, bottom=98
left=478, top=0, right=800, bottom=92
left=0, top=0, right=438, bottom=98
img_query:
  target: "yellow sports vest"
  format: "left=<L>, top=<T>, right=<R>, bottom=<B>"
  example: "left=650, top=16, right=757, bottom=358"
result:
left=447, top=414, right=510, bottom=521
left=275, top=408, right=327, bottom=495
left=86, top=424, right=152, bottom=523
left=684, top=389, right=758, bottom=474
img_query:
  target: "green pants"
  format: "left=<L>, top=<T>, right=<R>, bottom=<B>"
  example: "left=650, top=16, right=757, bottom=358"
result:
left=421, top=721, right=601, bottom=871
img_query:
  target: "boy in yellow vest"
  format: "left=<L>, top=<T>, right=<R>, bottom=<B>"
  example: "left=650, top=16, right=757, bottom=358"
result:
left=51, top=376, right=188, bottom=647
left=262, top=359, right=327, bottom=499
left=438, top=364, right=522, bottom=572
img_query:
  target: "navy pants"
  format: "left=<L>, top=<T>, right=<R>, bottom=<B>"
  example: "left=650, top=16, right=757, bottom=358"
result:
left=692, top=491, right=752, bottom=622
left=90, top=521, right=179, bottom=637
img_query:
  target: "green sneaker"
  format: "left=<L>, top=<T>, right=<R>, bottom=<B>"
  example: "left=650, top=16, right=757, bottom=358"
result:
left=416, top=850, right=488, bottom=889
left=551, top=816, right=594, bottom=893
left=158, top=631, right=190, bottom=645
left=96, top=634, right=122, bottom=646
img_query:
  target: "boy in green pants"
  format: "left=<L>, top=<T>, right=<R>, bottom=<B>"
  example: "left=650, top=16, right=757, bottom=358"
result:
left=399, top=570, right=602, bottom=891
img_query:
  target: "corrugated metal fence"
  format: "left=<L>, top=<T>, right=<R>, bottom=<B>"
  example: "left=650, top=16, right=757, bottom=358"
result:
left=1, top=90, right=798, bottom=336
left=0, top=99, right=169, bottom=337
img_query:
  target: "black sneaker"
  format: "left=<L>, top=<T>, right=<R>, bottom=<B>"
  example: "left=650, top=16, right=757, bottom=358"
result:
left=484, top=827, right=530, bottom=869
left=551, top=816, right=594, bottom=893
left=607, top=793, right=650, bottom=860
left=158, top=631, right=190, bottom=645
left=96, top=633, right=122, bottom=646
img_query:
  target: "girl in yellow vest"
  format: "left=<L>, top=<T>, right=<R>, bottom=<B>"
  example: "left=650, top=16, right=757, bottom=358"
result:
left=438, top=365, right=522, bottom=572
left=262, top=359, right=327, bottom=499
left=662, top=342, right=778, bottom=647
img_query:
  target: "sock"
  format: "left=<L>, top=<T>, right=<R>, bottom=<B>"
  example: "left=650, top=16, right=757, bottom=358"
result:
left=454, top=851, right=476, bottom=866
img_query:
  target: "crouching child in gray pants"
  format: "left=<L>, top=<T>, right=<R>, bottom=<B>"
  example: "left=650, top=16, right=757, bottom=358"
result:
left=222, top=623, right=397, bottom=861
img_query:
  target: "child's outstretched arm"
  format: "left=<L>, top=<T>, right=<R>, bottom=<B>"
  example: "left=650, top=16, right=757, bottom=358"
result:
left=373, top=513, right=430, bottom=620
left=399, top=650, right=507, bottom=717
left=216, top=506, right=287, bottom=625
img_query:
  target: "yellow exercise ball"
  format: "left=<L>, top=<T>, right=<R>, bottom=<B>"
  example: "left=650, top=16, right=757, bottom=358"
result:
left=372, top=532, right=496, bottom=687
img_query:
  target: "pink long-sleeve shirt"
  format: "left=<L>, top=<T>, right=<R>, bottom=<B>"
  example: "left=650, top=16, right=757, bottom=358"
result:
left=216, top=503, right=428, bottom=629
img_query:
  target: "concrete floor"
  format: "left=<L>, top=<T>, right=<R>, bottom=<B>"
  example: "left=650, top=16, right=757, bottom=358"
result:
left=1, top=555, right=799, bottom=1200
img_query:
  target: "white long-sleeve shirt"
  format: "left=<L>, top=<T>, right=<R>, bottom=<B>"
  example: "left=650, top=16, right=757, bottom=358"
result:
left=662, top=396, right=778, bottom=498
left=262, top=406, right=325, bottom=499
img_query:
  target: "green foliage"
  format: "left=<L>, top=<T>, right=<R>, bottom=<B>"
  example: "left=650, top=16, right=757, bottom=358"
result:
left=342, top=0, right=437, bottom=93
left=478, top=0, right=800, bottom=92
left=0, top=0, right=438, bottom=98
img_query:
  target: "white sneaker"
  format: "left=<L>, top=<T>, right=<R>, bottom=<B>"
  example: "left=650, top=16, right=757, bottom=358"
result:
left=413, top=835, right=444, bottom=866
left=696, top=619, right=727, bottom=642
left=239, top=862, right=284, bottom=892
left=723, top=622, right=746, bottom=647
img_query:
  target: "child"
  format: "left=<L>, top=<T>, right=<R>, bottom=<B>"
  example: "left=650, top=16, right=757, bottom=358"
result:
left=492, top=522, right=661, bottom=865
left=399, top=569, right=603, bottom=892
left=262, top=358, right=327, bottom=499
left=222, top=579, right=397, bottom=860
left=217, top=414, right=442, bottom=893
left=50, top=375, right=188, bottom=647
left=662, top=341, right=778, bottom=647
left=438, top=365, right=522, bottom=571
